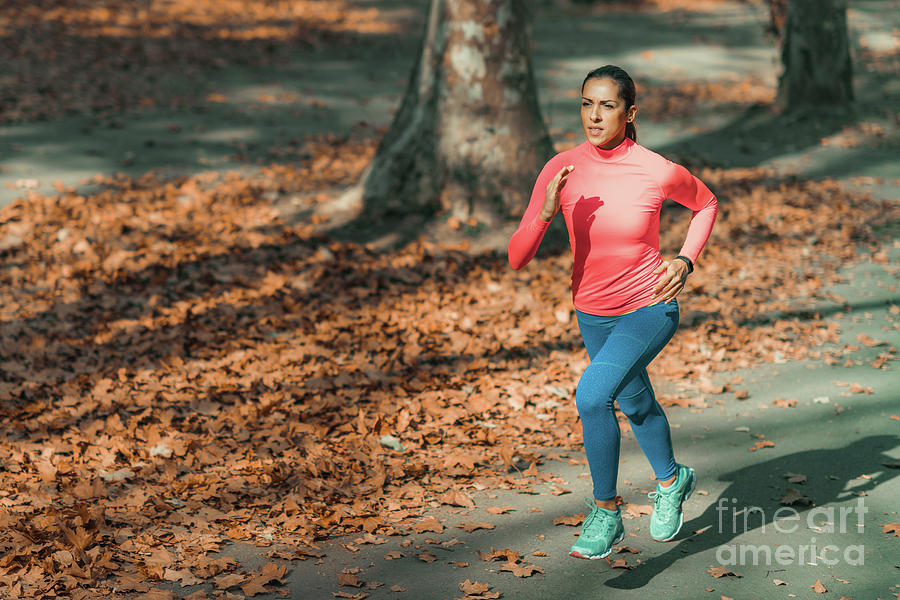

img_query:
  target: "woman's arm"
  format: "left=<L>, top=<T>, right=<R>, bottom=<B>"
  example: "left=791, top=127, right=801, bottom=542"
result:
left=661, top=161, right=718, bottom=264
left=651, top=160, right=718, bottom=303
left=507, top=159, right=573, bottom=270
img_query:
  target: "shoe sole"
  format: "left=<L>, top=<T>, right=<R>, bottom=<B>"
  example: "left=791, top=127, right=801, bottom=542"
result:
left=651, top=466, right=696, bottom=543
left=569, top=530, right=625, bottom=560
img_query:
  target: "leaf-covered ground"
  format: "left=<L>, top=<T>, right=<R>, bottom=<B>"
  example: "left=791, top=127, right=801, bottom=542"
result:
left=0, top=0, right=411, bottom=124
left=1, top=0, right=899, bottom=598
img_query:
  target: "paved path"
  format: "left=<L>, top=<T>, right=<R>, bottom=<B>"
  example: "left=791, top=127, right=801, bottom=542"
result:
left=3, top=1, right=898, bottom=599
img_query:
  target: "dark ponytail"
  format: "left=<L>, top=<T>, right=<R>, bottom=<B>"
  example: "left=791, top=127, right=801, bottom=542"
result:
left=581, top=65, right=637, bottom=142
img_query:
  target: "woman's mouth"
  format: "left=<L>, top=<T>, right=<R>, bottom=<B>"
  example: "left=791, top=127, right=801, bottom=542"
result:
left=589, top=127, right=603, bottom=135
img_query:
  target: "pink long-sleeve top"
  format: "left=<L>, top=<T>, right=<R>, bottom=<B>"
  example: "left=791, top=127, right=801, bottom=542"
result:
left=508, top=137, right=718, bottom=316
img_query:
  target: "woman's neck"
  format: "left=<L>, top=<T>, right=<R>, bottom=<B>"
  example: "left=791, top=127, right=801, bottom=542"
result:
left=588, top=136, right=633, bottom=162
left=596, top=131, right=627, bottom=151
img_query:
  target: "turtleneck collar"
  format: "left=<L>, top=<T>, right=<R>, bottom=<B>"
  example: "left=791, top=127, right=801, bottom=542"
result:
left=586, top=137, right=634, bottom=163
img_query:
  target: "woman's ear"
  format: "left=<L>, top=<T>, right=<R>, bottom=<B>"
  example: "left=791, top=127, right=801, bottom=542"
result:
left=627, top=105, right=637, bottom=123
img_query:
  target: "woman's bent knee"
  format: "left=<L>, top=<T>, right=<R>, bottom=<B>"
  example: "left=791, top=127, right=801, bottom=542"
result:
left=575, top=379, right=615, bottom=417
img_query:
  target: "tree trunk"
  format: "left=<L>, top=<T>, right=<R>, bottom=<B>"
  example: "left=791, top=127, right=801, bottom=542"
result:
left=359, top=0, right=554, bottom=226
left=765, top=0, right=786, bottom=41
left=776, top=0, right=853, bottom=111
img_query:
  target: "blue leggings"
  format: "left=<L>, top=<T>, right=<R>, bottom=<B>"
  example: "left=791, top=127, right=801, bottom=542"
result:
left=575, top=300, right=680, bottom=501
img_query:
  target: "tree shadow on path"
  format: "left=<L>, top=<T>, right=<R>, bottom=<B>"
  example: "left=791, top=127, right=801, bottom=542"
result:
left=604, top=434, right=899, bottom=590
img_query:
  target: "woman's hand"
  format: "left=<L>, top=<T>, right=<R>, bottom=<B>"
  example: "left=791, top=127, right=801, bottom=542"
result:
left=540, top=165, right=574, bottom=222
left=652, top=258, right=689, bottom=303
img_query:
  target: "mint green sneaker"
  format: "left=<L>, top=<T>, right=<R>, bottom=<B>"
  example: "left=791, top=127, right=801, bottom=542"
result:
left=569, top=498, right=625, bottom=560
left=649, top=464, right=696, bottom=542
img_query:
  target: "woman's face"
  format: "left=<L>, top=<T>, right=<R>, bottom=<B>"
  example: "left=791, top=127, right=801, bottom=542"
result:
left=580, top=77, right=637, bottom=150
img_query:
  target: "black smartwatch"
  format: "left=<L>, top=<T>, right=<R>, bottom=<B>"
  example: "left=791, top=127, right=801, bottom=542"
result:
left=674, top=255, right=694, bottom=274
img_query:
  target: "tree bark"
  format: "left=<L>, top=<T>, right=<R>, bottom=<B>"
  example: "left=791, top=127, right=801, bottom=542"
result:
left=359, top=0, right=554, bottom=225
left=765, top=0, right=786, bottom=41
left=776, top=0, right=853, bottom=111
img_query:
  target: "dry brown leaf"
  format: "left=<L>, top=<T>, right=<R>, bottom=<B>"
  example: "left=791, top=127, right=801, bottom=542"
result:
left=749, top=440, right=775, bottom=452
left=624, top=503, right=652, bottom=518
left=478, top=548, right=520, bottom=563
left=459, top=522, right=495, bottom=532
left=337, top=573, right=363, bottom=587
left=856, top=333, right=886, bottom=346
left=784, top=472, right=807, bottom=484
left=780, top=488, right=813, bottom=506
left=413, top=517, right=445, bottom=534
left=458, top=579, right=489, bottom=594
left=215, top=573, right=247, bottom=590
left=553, top=513, right=585, bottom=527
left=606, top=558, right=633, bottom=569
left=333, top=592, right=369, bottom=600
left=500, top=561, right=545, bottom=577
left=707, top=565, right=742, bottom=578
left=440, top=490, right=476, bottom=508
left=241, top=562, right=289, bottom=596
left=699, top=379, right=725, bottom=394
left=134, top=592, right=177, bottom=600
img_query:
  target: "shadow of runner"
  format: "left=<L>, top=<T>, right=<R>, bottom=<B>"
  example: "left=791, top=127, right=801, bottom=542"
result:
left=604, top=434, right=899, bottom=590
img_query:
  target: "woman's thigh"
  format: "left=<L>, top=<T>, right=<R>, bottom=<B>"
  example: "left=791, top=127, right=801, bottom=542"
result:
left=583, top=301, right=679, bottom=397
left=575, top=310, right=617, bottom=360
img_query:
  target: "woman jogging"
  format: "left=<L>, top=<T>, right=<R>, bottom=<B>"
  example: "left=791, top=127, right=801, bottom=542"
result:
left=508, top=65, right=718, bottom=560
